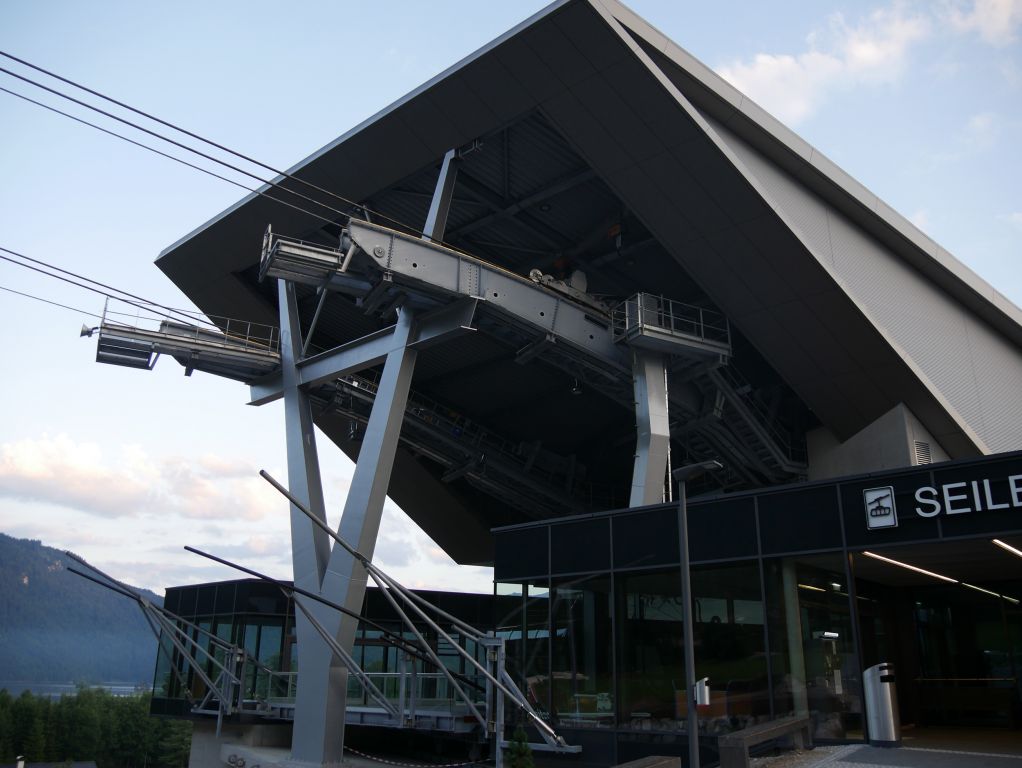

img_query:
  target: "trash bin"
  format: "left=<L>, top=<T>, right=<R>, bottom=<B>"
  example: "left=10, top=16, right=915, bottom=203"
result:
left=864, top=663, right=900, bottom=747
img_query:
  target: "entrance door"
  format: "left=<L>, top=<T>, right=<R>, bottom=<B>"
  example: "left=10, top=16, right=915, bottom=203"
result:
left=853, top=538, right=1022, bottom=737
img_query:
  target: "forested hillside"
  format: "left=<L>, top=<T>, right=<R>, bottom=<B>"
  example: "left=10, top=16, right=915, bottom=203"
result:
left=0, top=688, right=190, bottom=767
left=0, top=534, right=161, bottom=685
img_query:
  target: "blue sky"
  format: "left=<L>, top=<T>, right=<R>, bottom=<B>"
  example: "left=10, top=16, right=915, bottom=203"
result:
left=0, top=0, right=1019, bottom=593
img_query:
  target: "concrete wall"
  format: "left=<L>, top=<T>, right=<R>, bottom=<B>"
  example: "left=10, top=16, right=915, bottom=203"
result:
left=188, top=720, right=292, bottom=768
left=808, top=402, right=949, bottom=481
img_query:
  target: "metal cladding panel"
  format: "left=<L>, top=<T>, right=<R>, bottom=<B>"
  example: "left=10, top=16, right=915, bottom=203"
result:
left=961, top=315, right=1022, bottom=450
left=522, top=15, right=601, bottom=88
left=702, top=226, right=797, bottom=308
left=710, top=117, right=1022, bottom=453
left=569, top=74, right=667, bottom=166
left=398, top=95, right=470, bottom=159
left=423, top=73, right=502, bottom=142
left=457, top=52, right=535, bottom=125
left=553, top=0, right=631, bottom=73
left=542, top=90, right=633, bottom=175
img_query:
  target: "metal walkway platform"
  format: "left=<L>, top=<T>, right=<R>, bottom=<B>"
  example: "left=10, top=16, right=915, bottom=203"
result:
left=95, top=309, right=279, bottom=382
left=91, top=221, right=805, bottom=499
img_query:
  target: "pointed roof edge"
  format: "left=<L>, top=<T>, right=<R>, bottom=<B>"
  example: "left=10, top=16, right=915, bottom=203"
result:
left=584, top=0, right=987, bottom=457
left=593, top=0, right=1022, bottom=349
left=157, top=0, right=1020, bottom=351
left=156, top=0, right=575, bottom=265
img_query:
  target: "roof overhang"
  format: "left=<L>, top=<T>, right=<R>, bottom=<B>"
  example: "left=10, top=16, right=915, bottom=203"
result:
left=155, top=0, right=1022, bottom=558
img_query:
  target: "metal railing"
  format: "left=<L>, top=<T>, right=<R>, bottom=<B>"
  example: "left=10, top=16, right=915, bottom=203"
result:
left=611, top=293, right=730, bottom=348
left=98, top=297, right=280, bottom=355
left=346, top=670, right=488, bottom=712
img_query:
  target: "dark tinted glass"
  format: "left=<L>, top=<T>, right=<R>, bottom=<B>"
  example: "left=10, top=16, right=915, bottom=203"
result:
left=551, top=518, right=610, bottom=574
left=494, top=526, right=548, bottom=579
left=195, top=584, right=216, bottom=615
left=689, top=497, right=758, bottom=561
left=613, top=507, right=679, bottom=570
left=759, top=486, right=842, bottom=554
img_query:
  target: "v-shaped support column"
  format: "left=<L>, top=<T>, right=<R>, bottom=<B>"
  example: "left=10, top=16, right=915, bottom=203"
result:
left=278, top=278, right=418, bottom=765
left=630, top=350, right=670, bottom=507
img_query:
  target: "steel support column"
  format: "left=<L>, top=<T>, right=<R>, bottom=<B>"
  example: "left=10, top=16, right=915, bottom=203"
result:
left=630, top=351, right=670, bottom=506
left=319, top=306, right=418, bottom=750
left=423, top=148, right=460, bottom=243
left=278, top=279, right=344, bottom=765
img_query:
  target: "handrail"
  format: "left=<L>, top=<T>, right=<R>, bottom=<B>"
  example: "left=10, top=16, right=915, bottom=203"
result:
left=98, top=297, right=280, bottom=355
left=611, top=293, right=731, bottom=347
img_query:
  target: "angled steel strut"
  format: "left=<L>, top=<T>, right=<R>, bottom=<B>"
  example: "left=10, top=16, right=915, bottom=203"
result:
left=258, top=468, right=578, bottom=759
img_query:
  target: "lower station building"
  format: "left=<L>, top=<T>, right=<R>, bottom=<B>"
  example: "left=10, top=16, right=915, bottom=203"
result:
left=94, top=0, right=1022, bottom=765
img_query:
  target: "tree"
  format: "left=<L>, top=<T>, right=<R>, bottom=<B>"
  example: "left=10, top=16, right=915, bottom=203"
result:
left=12, top=690, right=45, bottom=760
left=152, top=718, right=191, bottom=768
left=507, top=724, right=534, bottom=768
left=0, top=689, right=14, bottom=760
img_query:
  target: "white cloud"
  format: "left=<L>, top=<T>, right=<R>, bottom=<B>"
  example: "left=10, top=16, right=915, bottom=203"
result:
left=946, top=0, right=1022, bottom=46
left=0, top=433, right=280, bottom=521
left=0, top=434, right=153, bottom=517
left=714, top=0, right=1022, bottom=127
left=1001, top=211, right=1022, bottom=229
left=966, top=110, right=999, bottom=147
left=0, top=433, right=493, bottom=594
left=716, top=3, right=930, bottom=125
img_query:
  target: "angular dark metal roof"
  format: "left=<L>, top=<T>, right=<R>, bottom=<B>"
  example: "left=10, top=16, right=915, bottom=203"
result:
left=156, top=0, right=1022, bottom=561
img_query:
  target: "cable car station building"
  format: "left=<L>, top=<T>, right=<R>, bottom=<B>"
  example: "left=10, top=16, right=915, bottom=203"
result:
left=103, top=0, right=1022, bottom=765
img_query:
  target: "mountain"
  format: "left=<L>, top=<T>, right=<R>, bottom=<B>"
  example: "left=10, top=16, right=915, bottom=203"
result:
left=0, top=533, right=162, bottom=687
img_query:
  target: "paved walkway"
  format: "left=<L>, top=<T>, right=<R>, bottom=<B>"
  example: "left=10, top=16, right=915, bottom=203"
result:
left=813, top=744, right=1022, bottom=767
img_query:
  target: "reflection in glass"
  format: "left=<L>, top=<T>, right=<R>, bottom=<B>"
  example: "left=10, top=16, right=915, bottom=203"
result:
left=495, top=580, right=549, bottom=719
left=616, top=569, right=684, bottom=731
left=767, top=555, right=861, bottom=740
left=550, top=575, right=613, bottom=728
left=691, top=562, right=769, bottom=732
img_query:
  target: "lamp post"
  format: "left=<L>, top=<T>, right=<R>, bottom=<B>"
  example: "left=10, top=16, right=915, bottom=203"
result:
left=673, top=459, right=722, bottom=768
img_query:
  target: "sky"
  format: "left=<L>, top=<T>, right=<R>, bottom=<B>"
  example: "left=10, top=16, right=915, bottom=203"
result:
left=0, top=0, right=1019, bottom=595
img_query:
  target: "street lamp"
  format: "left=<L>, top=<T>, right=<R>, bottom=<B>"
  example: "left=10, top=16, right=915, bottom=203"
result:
left=673, top=459, right=722, bottom=768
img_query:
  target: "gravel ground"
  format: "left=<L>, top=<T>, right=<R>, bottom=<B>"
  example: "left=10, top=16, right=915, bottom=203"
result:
left=749, top=745, right=847, bottom=768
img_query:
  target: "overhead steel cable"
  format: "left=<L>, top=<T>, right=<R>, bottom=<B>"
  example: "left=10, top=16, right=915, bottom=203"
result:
left=0, top=249, right=210, bottom=329
left=0, top=65, right=356, bottom=225
left=0, top=244, right=214, bottom=328
left=0, top=85, right=338, bottom=228
left=0, top=283, right=103, bottom=319
left=0, top=49, right=419, bottom=233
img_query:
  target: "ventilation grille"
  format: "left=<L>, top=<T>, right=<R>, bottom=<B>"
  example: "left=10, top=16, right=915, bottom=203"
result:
left=914, top=441, right=932, bottom=465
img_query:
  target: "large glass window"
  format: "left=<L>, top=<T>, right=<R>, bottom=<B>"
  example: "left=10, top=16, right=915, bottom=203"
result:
left=550, top=575, right=613, bottom=728
left=765, top=555, right=861, bottom=740
left=495, top=580, right=550, bottom=719
left=616, top=569, right=684, bottom=731
left=691, top=562, right=769, bottom=732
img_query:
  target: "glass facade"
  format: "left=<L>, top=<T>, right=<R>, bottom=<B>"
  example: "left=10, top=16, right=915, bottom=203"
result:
left=152, top=580, right=295, bottom=715
left=149, top=451, right=1022, bottom=765
left=855, top=556, right=1022, bottom=730
left=763, top=555, right=862, bottom=739
left=551, top=575, right=613, bottom=727
left=152, top=581, right=510, bottom=719
left=491, top=450, right=1022, bottom=762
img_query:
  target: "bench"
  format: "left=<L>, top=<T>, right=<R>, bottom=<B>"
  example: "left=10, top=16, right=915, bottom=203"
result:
left=717, top=716, right=813, bottom=768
